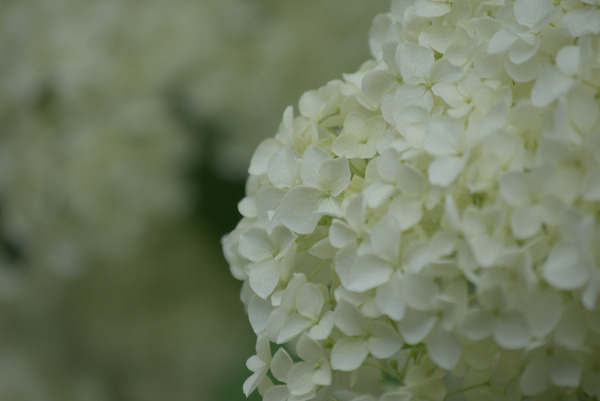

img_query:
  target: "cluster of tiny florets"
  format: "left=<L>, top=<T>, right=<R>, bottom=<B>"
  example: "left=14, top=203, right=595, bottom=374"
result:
left=223, top=0, right=600, bottom=400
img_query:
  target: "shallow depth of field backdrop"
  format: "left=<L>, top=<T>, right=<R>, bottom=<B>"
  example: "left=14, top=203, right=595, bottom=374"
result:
left=0, top=1, right=388, bottom=400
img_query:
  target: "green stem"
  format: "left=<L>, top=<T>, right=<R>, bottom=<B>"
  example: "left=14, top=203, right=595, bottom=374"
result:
left=398, top=348, right=418, bottom=380
left=444, top=381, right=489, bottom=399
left=297, top=236, right=327, bottom=252
left=307, top=259, right=329, bottom=280
left=363, top=362, right=402, bottom=380
left=467, top=293, right=478, bottom=304
left=349, top=160, right=364, bottom=178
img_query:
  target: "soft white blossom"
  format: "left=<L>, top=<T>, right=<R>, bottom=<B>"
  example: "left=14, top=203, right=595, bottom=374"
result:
left=224, top=0, right=600, bottom=399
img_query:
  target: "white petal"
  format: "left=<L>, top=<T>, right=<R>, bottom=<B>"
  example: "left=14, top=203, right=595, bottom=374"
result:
left=248, top=295, right=273, bottom=334
left=583, top=167, right=600, bottom=201
left=561, top=8, right=600, bottom=36
left=249, top=260, right=280, bottom=299
left=300, top=145, right=331, bottom=188
left=243, top=369, right=267, bottom=397
left=582, top=275, right=599, bottom=311
left=271, top=226, right=297, bottom=258
left=329, top=220, right=358, bottom=249
left=499, top=171, right=530, bottom=206
left=364, top=180, right=396, bottom=208
left=428, top=155, right=465, bottom=187
left=271, top=348, right=293, bottom=382
left=255, top=335, right=272, bottom=361
left=343, top=112, right=367, bottom=135
left=510, top=204, right=542, bottom=239
left=368, top=321, right=403, bottom=358
left=460, top=308, right=493, bottom=341
left=296, top=283, right=325, bottom=320
left=397, top=308, right=437, bottom=344
left=508, top=37, right=540, bottom=65
left=256, top=186, right=285, bottom=230
left=316, top=196, right=343, bottom=217
left=506, top=51, right=550, bottom=83
left=469, top=235, right=502, bottom=268
left=493, top=311, right=530, bottom=349
left=520, top=353, right=550, bottom=396
left=542, top=243, right=589, bottom=290
left=320, top=157, right=351, bottom=196
left=335, top=248, right=394, bottom=293
left=375, top=273, right=406, bottom=320
left=488, top=28, right=518, bottom=54
left=246, top=355, right=265, bottom=372
left=331, top=134, right=362, bottom=158
left=369, top=213, right=402, bottom=260
left=569, top=85, right=599, bottom=134
left=420, top=25, right=456, bottom=54
left=287, top=363, right=317, bottom=396
left=556, top=45, right=581, bottom=77
left=401, top=273, right=438, bottom=310
left=393, top=84, right=434, bottom=112
left=277, top=314, right=312, bottom=344
left=414, top=0, right=451, bottom=17
left=296, top=334, right=323, bottom=364
left=430, top=231, right=457, bottom=259
left=312, top=361, right=332, bottom=386
left=429, top=59, right=464, bottom=84
left=331, top=337, right=369, bottom=371
left=249, top=139, right=282, bottom=176
left=396, top=164, right=427, bottom=194
left=239, top=228, right=274, bottom=262
left=309, top=311, right=334, bottom=340
left=238, top=197, right=257, bottom=218
left=514, top=0, right=552, bottom=27
left=443, top=195, right=462, bottom=232
left=334, top=299, right=368, bottom=337
left=397, top=42, right=434, bottom=85
left=389, top=196, right=423, bottom=231
left=425, top=325, right=461, bottom=370
left=525, top=287, right=563, bottom=339
left=263, top=385, right=289, bottom=401
left=553, top=303, right=587, bottom=350
left=531, top=69, right=573, bottom=107
left=424, top=117, right=463, bottom=156
left=473, top=45, right=506, bottom=78
left=268, top=147, right=300, bottom=188
left=362, top=70, right=398, bottom=105
left=549, top=353, right=583, bottom=388
left=277, top=186, right=323, bottom=234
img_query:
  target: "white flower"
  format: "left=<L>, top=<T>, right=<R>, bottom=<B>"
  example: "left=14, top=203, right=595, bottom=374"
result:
left=265, top=274, right=333, bottom=343
left=238, top=225, right=297, bottom=299
left=224, top=0, right=600, bottom=399
left=383, top=42, right=464, bottom=115
left=332, top=112, right=387, bottom=159
left=331, top=300, right=403, bottom=371
left=243, top=335, right=276, bottom=396
left=276, top=145, right=351, bottom=234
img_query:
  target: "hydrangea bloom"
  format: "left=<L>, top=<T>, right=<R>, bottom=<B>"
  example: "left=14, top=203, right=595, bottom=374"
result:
left=223, top=0, right=600, bottom=400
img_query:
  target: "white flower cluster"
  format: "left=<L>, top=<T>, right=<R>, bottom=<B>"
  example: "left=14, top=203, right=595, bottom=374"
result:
left=223, top=0, right=600, bottom=400
left=0, top=0, right=201, bottom=275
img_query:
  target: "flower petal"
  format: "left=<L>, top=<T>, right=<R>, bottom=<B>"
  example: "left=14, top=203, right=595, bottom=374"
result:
left=542, top=242, right=590, bottom=290
left=331, top=337, right=369, bottom=371
left=426, top=325, right=461, bottom=370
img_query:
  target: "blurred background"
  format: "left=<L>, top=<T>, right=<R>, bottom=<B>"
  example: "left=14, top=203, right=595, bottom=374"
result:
left=0, top=1, right=388, bottom=400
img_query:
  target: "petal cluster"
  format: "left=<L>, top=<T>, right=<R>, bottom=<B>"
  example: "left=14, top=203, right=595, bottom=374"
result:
left=223, top=0, right=600, bottom=400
